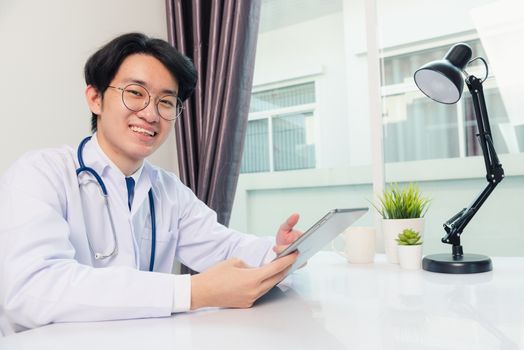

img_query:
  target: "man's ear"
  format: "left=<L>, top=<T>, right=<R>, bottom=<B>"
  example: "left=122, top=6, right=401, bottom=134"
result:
left=85, top=85, right=102, bottom=115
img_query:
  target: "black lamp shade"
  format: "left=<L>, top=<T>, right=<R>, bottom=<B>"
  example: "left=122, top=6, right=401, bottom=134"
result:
left=413, top=43, right=473, bottom=104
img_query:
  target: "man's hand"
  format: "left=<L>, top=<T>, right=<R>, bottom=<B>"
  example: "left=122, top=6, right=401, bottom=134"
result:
left=274, top=213, right=302, bottom=255
left=190, top=252, right=298, bottom=310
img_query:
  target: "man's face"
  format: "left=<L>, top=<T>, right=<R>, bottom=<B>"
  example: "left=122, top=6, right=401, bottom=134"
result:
left=87, top=53, right=179, bottom=174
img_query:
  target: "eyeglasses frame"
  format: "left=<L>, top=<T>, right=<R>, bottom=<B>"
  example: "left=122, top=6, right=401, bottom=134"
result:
left=107, top=83, right=183, bottom=121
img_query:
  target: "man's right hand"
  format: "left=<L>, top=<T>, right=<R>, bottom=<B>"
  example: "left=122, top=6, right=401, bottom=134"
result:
left=190, top=252, right=298, bottom=310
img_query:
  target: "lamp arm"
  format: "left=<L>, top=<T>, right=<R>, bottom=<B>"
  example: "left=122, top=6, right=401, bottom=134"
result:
left=442, top=181, right=498, bottom=246
left=466, top=75, right=504, bottom=180
left=440, top=75, right=505, bottom=254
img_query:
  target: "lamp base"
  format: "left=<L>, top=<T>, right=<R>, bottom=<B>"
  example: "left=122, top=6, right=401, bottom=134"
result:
left=422, top=253, right=492, bottom=274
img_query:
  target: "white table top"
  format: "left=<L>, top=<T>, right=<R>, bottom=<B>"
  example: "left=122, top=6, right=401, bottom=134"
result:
left=2, top=252, right=524, bottom=350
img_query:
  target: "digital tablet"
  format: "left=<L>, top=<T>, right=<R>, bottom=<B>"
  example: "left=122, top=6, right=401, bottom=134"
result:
left=274, top=208, right=368, bottom=276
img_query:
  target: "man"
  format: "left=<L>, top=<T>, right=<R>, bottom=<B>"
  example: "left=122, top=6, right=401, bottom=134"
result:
left=0, top=33, right=299, bottom=332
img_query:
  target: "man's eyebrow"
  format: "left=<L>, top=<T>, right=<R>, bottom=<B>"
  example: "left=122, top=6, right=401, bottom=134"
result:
left=122, top=79, right=178, bottom=95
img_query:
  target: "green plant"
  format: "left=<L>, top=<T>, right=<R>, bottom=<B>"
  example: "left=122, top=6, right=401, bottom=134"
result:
left=372, top=183, right=430, bottom=219
left=396, top=229, right=423, bottom=246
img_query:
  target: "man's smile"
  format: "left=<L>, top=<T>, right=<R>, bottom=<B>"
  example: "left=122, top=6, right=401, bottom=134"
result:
left=129, top=125, right=157, bottom=137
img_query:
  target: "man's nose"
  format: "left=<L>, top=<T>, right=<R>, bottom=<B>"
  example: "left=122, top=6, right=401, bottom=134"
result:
left=137, top=99, right=160, bottom=123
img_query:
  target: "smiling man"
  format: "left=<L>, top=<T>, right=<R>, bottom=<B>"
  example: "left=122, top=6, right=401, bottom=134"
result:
left=0, top=33, right=300, bottom=332
left=87, top=54, right=177, bottom=174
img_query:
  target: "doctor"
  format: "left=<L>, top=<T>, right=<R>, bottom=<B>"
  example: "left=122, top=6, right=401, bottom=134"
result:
left=0, top=33, right=300, bottom=332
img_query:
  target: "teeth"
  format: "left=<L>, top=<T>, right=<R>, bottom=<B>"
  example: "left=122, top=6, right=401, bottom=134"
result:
left=130, top=126, right=155, bottom=137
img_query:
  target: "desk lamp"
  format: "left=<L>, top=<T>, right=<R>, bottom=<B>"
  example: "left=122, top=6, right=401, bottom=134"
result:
left=413, top=43, right=504, bottom=274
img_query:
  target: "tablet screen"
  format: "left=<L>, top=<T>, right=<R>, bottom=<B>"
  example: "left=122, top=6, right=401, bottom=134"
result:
left=275, top=208, right=368, bottom=276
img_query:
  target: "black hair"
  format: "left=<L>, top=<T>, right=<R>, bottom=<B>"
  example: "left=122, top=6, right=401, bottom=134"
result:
left=84, top=32, right=197, bottom=132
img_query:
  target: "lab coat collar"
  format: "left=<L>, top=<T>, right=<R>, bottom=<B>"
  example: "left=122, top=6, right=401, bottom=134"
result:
left=80, top=134, right=157, bottom=214
left=88, top=133, right=146, bottom=182
left=78, top=133, right=111, bottom=178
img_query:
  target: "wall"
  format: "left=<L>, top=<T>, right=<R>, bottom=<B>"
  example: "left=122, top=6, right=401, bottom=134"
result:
left=231, top=156, right=524, bottom=256
left=0, top=0, right=177, bottom=175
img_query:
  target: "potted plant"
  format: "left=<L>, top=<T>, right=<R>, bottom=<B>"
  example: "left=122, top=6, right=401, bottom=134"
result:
left=396, top=229, right=423, bottom=270
left=373, top=183, right=430, bottom=264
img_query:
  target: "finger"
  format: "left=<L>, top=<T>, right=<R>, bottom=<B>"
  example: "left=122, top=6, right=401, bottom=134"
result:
left=287, top=230, right=301, bottom=242
left=255, top=251, right=298, bottom=279
left=272, top=244, right=289, bottom=254
left=277, top=229, right=302, bottom=246
left=257, top=269, right=289, bottom=298
left=257, top=261, right=296, bottom=296
left=278, top=213, right=300, bottom=232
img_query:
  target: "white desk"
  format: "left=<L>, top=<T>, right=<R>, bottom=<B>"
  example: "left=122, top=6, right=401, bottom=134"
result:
left=2, top=252, right=524, bottom=350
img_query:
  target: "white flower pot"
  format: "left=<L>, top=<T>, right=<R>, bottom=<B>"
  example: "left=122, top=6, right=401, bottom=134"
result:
left=398, top=245, right=423, bottom=270
left=382, top=218, right=425, bottom=264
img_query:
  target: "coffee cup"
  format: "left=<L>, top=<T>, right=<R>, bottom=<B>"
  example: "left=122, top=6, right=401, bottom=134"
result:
left=332, top=226, right=376, bottom=263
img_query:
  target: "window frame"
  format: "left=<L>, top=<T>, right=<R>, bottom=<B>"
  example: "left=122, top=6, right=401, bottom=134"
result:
left=243, top=79, right=318, bottom=173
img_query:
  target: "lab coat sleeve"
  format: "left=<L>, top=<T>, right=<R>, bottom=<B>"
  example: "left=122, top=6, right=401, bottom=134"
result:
left=171, top=176, right=274, bottom=272
left=0, top=153, right=178, bottom=330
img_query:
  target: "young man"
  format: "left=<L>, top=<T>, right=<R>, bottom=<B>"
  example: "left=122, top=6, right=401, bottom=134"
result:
left=0, top=33, right=299, bottom=332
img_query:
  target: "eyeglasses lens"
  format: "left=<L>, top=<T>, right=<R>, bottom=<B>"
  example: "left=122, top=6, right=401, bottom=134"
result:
left=122, top=84, right=182, bottom=121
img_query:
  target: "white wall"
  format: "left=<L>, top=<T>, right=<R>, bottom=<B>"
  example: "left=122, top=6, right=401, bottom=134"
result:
left=230, top=156, right=524, bottom=256
left=0, top=0, right=177, bottom=175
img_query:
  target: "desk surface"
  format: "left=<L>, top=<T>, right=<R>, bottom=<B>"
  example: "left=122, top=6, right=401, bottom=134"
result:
left=2, top=252, right=524, bottom=350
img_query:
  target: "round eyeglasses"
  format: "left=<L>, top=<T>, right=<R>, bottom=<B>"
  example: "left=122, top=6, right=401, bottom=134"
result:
left=108, top=84, right=183, bottom=121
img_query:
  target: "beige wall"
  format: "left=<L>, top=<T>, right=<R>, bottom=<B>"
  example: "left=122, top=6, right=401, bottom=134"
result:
left=0, top=0, right=178, bottom=175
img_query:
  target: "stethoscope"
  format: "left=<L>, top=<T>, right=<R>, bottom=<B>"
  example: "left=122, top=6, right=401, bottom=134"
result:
left=76, top=136, right=156, bottom=271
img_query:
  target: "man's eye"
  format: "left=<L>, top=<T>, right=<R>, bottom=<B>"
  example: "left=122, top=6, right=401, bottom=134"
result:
left=159, top=98, right=175, bottom=107
left=125, top=89, right=143, bottom=97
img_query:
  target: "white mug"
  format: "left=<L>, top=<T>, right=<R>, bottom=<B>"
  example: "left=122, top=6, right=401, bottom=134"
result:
left=332, top=226, right=376, bottom=263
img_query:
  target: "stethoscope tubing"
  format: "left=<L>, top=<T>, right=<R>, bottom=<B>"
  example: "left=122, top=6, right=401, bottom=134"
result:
left=76, top=136, right=156, bottom=271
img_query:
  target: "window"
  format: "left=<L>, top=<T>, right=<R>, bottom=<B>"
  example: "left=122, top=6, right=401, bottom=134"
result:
left=240, top=82, right=316, bottom=173
left=230, top=0, right=374, bottom=237
left=381, top=39, right=524, bottom=163
left=231, top=0, right=524, bottom=257
left=241, top=119, right=270, bottom=173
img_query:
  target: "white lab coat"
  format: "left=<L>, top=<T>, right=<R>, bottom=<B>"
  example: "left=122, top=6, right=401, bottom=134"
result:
left=0, top=135, right=273, bottom=331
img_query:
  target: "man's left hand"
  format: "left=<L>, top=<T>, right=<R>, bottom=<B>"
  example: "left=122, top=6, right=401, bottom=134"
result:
left=273, top=213, right=302, bottom=254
